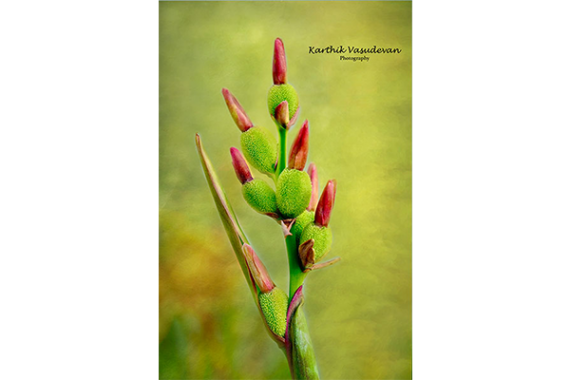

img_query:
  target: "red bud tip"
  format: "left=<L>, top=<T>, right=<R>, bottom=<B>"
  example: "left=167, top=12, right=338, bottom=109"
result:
left=315, top=179, right=337, bottom=227
left=242, top=244, right=275, bottom=293
left=222, top=88, right=253, bottom=132
left=272, top=38, right=287, bottom=85
left=274, top=101, right=290, bottom=128
left=307, top=163, right=319, bottom=211
left=230, top=147, right=253, bottom=184
left=288, top=120, right=309, bottom=170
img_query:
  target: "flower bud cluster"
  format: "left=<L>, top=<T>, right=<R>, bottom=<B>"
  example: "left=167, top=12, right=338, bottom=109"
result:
left=221, top=39, right=339, bottom=336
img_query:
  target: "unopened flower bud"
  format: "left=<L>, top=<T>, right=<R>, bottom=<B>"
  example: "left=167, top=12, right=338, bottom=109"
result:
left=259, top=287, right=288, bottom=337
left=274, top=101, right=289, bottom=128
left=315, top=180, right=337, bottom=227
left=268, top=84, right=299, bottom=128
left=273, top=38, right=287, bottom=85
left=240, top=126, right=278, bottom=175
left=299, top=178, right=335, bottom=261
left=276, top=168, right=312, bottom=218
left=230, top=147, right=253, bottom=184
left=222, top=88, right=253, bottom=132
left=242, top=244, right=274, bottom=293
left=242, top=244, right=288, bottom=337
left=288, top=120, right=309, bottom=170
left=242, top=179, right=278, bottom=216
left=300, top=223, right=332, bottom=262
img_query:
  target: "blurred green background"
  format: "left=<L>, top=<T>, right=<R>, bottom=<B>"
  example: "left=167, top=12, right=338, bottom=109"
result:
left=159, top=2, right=411, bottom=379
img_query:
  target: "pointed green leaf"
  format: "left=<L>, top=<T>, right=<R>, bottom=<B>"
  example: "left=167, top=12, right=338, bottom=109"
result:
left=195, top=134, right=255, bottom=298
left=196, top=134, right=286, bottom=347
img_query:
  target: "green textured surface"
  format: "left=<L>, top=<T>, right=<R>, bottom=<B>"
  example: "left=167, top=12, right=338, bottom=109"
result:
left=242, top=179, right=278, bottom=215
left=300, top=224, right=333, bottom=262
left=268, top=84, right=299, bottom=120
left=276, top=169, right=312, bottom=219
left=258, top=288, right=288, bottom=338
left=240, top=127, right=278, bottom=175
left=290, top=210, right=315, bottom=243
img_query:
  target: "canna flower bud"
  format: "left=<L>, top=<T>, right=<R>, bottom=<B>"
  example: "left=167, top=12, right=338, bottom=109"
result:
left=242, top=179, right=278, bottom=216
left=307, top=163, right=319, bottom=212
left=240, top=126, right=278, bottom=175
left=273, top=38, right=287, bottom=85
left=288, top=120, right=309, bottom=170
left=242, top=244, right=274, bottom=293
left=299, top=223, right=332, bottom=263
left=276, top=168, right=312, bottom=219
left=259, top=288, right=288, bottom=337
left=268, top=84, right=299, bottom=129
left=268, top=39, right=300, bottom=129
left=222, top=88, right=253, bottom=132
left=230, top=147, right=253, bottom=184
left=299, top=180, right=336, bottom=261
left=315, top=180, right=337, bottom=227
left=274, top=101, right=289, bottom=128
left=242, top=244, right=288, bottom=337
left=231, top=148, right=278, bottom=216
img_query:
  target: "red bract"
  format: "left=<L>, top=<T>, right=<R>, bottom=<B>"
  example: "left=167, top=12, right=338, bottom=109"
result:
left=273, top=38, right=287, bottom=85
left=314, top=179, right=337, bottom=227
left=222, top=88, right=253, bottom=132
left=288, top=120, right=309, bottom=170
left=230, top=147, right=253, bottom=184
left=242, top=244, right=275, bottom=293
left=275, top=101, right=290, bottom=127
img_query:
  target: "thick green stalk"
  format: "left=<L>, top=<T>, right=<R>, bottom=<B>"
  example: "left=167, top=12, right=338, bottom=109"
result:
left=278, top=127, right=287, bottom=175
left=290, top=306, right=319, bottom=379
left=286, top=234, right=307, bottom=301
left=285, top=287, right=320, bottom=379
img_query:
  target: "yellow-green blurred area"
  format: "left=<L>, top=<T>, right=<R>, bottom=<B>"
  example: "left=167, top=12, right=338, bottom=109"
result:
left=160, top=1, right=411, bottom=379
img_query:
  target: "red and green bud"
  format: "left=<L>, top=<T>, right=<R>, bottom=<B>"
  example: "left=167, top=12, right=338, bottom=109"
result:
left=242, top=244, right=288, bottom=338
left=300, top=224, right=332, bottom=262
left=222, top=88, right=253, bottom=132
left=273, top=38, right=287, bottom=85
left=274, top=101, right=289, bottom=128
left=242, top=244, right=274, bottom=293
left=299, top=179, right=336, bottom=261
left=240, top=126, right=278, bottom=175
left=231, top=148, right=278, bottom=216
left=288, top=120, right=309, bottom=171
left=268, top=85, right=299, bottom=132
left=230, top=147, right=253, bottom=184
left=315, top=179, right=337, bottom=227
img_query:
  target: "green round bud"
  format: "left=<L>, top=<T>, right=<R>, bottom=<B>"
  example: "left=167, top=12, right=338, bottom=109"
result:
left=300, top=223, right=333, bottom=262
left=240, top=127, right=277, bottom=175
left=242, top=179, right=278, bottom=215
left=268, top=84, right=299, bottom=120
left=259, top=287, right=288, bottom=337
left=276, top=169, right=312, bottom=218
left=290, top=210, right=315, bottom=243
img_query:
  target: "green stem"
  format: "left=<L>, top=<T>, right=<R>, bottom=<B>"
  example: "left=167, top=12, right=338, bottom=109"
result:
left=286, top=234, right=307, bottom=301
left=278, top=127, right=287, bottom=175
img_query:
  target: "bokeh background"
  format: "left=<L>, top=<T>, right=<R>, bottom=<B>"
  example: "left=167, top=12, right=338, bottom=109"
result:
left=159, top=2, right=411, bottom=379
